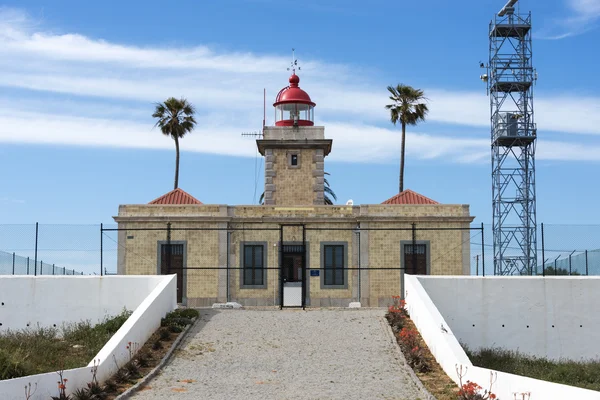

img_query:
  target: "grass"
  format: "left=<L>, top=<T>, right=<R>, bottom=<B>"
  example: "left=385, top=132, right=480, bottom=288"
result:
left=465, top=347, right=600, bottom=392
left=0, top=310, right=131, bottom=380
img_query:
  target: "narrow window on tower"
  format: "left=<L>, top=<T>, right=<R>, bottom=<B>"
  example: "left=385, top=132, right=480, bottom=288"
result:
left=288, top=152, right=300, bottom=168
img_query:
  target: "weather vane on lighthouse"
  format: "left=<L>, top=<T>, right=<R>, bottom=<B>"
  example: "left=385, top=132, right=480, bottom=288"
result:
left=287, top=48, right=301, bottom=74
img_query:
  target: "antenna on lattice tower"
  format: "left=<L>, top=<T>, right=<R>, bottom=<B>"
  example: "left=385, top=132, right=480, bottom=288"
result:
left=483, top=0, right=538, bottom=276
left=498, top=0, right=518, bottom=16
left=241, top=131, right=263, bottom=138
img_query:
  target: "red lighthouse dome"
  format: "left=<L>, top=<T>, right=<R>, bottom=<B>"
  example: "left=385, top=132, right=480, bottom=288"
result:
left=273, top=73, right=315, bottom=127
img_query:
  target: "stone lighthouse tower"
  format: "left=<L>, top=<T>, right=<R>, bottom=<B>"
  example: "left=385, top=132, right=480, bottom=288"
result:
left=257, top=67, right=332, bottom=206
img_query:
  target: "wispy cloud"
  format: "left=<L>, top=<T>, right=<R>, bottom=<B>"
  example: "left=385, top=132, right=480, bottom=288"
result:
left=0, top=197, right=25, bottom=204
left=0, top=8, right=599, bottom=164
left=538, top=0, right=600, bottom=39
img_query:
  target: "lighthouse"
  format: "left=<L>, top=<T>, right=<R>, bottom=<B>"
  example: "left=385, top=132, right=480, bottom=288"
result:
left=257, top=65, right=332, bottom=206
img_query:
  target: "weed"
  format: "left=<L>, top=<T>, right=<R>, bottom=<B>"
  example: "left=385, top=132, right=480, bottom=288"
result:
left=124, top=360, right=141, bottom=379
left=51, top=370, right=71, bottom=400
left=158, top=328, right=171, bottom=342
left=465, top=346, right=600, bottom=391
left=87, top=381, right=106, bottom=399
left=152, top=340, right=163, bottom=351
left=0, top=350, right=26, bottom=379
left=72, top=387, right=93, bottom=400
left=134, top=351, right=151, bottom=368
left=170, top=308, right=199, bottom=320
left=456, top=366, right=498, bottom=400
left=161, top=308, right=198, bottom=328
left=113, top=367, right=131, bottom=384
left=24, top=382, right=37, bottom=400
left=398, top=327, right=431, bottom=372
left=103, top=379, right=117, bottom=393
left=0, top=311, right=131, bottom=379
left=169, top=325, right=183, bottom=333
left=385, top=296, right=408, bottom=332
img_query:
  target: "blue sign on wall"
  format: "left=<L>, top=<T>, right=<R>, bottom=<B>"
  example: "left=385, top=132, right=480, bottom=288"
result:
left=310, top=270, right=320, bottom=277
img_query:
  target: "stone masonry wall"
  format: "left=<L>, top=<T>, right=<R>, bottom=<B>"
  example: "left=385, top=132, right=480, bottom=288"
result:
left=116, top=204, right=473, bottom=307
left=265, top=148, right=323, bottom=206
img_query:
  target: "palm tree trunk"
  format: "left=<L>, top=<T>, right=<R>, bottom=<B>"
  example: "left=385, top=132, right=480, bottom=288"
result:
left=174, top=135, right=180, bottom=190
left=400, top=122, right=406, bottom=193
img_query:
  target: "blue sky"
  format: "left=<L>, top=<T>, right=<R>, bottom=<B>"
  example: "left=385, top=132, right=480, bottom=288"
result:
left=0, top=0, right=599, bottom=232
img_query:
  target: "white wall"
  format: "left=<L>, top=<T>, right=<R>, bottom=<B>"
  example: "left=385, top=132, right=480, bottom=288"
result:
left=404, top=275, right=600, bottom=400
left=0, top=275, right=176, bottom=400
left=0, top=276, right=169, bottom=331
left=418, top=276, right=600, bottom=361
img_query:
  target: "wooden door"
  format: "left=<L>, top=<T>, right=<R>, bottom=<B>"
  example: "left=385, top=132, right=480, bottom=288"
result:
left=404, top=244, right=427, bottom=275
left=161, top=244, right=184, bottom=303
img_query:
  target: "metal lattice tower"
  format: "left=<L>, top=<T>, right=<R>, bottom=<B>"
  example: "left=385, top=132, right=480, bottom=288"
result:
left=485, top=0, right=537, bottom=275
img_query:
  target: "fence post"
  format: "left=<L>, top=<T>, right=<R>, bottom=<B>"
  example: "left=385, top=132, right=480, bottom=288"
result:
left=279, top=225, right=283, bottom=309
left=357, top=223, right=361, bottom=302
left=411, top=222, right=417, bottom=271
left=166, top=222, right=172, bottom=275
left=100, top=223, right=104, bottom=276
left=27, top=257, right=30, bottom=275
left=569, top=250, right=575, bottom=275
left=481, top=223, right=486, bottom=277
left=541, top=223, right=545, bottom=276
left=586, top=250, right=589, bottom=276
left=53, top=264, right=55, bottom=275
left=40, top=261, right=43, bottom=275
left=12, top=252, right=15, bottom=275
left=34, top=222, right=39, bottom=276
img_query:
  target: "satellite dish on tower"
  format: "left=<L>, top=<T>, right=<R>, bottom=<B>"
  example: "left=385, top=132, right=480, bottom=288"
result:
left=346, top=199, right=354, bottom=206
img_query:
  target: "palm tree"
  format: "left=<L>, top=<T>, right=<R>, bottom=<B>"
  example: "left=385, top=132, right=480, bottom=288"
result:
left=152, top=97, right=197, bottom=190
left=324, top=172, right=337, bottom=205
left=258, top=172, right=337, bottom=205
left=385, top=84, right=429, bottom=193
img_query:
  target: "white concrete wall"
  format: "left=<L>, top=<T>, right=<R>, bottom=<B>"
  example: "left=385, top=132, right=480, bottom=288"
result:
left=0, top=276, right=169, bottom=331
left=404, top=275, right=600, bottom=400
left=418, top=276, right=600, bottom=361
left=0, top=275, right=176, bottom=400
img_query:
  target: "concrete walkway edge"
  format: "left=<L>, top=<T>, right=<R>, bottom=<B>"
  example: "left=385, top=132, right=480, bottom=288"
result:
left=116, top=319, right=197, bottom=400
left=379, top=316, right=437, bottom=400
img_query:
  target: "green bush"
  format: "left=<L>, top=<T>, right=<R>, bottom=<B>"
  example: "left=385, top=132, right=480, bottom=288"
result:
left=161, top=308, right=198, bottom=328
left=169, top=325, right=183, bottom=333
left=158, top=328, right=171, bottom=341
left=152, top=340, right=163, bottom=351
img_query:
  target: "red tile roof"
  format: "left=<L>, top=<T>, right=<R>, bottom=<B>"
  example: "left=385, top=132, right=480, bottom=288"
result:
left=149, top=188, right=202, bottom=205
left=382, top=189, right=439, bottom=205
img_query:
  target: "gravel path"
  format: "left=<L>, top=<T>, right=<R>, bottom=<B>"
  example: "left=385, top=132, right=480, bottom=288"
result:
left=132, top=309, right=425, bottom=400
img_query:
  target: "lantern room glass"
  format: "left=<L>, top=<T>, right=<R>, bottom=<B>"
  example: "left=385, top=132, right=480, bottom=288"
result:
left=275, top=103, right=314, bottom=124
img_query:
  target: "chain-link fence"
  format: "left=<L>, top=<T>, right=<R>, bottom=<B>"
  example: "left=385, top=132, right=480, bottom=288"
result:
left=1, top=223, right=599, bottom=278
left=0, top=224, right=94, bottom=275
left=99, top=223, right=482, bottom=307
left=469, top=224, right=600, bottom=276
